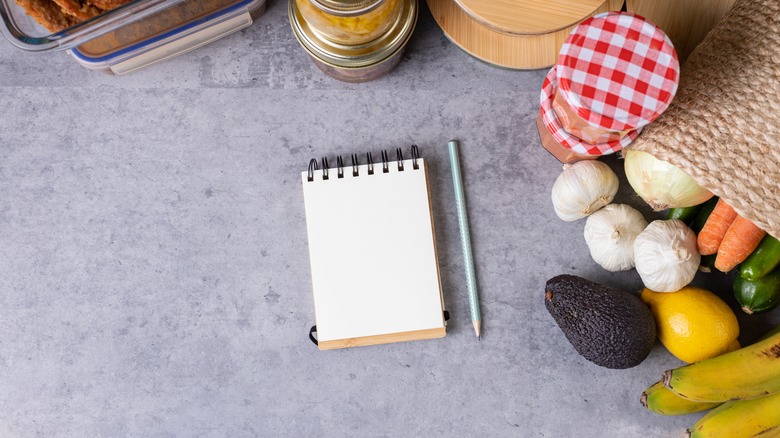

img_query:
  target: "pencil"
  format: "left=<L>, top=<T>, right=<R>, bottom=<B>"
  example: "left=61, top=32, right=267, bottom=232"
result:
left=447, top=140, right=482, bottom=339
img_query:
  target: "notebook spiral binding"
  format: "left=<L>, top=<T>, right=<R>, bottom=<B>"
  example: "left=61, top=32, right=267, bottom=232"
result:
left=307, top=145, right=420, bottom=182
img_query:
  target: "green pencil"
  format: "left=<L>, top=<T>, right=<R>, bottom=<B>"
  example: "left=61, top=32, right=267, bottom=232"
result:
left=448, top=140, right=482, bottom=339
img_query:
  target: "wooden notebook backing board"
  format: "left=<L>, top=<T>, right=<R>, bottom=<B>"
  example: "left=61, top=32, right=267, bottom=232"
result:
left=428, top=0, right=624, bottom=70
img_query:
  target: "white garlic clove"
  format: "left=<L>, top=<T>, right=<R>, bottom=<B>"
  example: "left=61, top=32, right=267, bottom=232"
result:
left=551, top=160, right=619, bottom=221
left=584, top=204, right=648, bottom=272
left=634, top=219, right=701, bottom=293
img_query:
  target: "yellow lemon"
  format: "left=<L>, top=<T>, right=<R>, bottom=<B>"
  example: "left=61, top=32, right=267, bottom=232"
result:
left=640, top=286, right=740, bottom=363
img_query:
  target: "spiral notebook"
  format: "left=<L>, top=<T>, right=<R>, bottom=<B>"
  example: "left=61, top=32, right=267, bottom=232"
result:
left=301, top=147, right=447, bottom=350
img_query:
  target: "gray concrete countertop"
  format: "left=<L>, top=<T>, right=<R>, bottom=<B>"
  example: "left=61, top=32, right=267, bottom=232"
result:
left=1, top=1, right=777, bottom=436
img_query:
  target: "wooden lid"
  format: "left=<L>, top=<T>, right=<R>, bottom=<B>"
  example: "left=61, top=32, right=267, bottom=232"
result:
left=455, top=0, right=608, bottom=35
left=428, top=0, right=622, bottom=69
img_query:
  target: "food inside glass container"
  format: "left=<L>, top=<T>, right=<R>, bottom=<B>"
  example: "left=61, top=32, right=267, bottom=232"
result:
left=14, top=0, right=132, bottom=31
left=295, top=0, right=401, bottom=45
left=551, top=91, right=630, bottom=144
left=308, top=45, right=404, bottom=83
left=289, top=0, right=416, bottom=83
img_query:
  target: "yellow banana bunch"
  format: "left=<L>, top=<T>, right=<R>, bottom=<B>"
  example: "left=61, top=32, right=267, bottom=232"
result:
left=664, top=327, right=780, bottom=402
left=686, top=391, right=780, bottom=438
left=641, top=381, right=721, bottom=416
left=641, top=325, right=780, bottom=435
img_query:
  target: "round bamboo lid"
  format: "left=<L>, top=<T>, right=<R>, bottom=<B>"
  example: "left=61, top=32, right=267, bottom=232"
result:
left=428, top=0, right=623, bottom=69
left=456, top=0, right=608, bottom=35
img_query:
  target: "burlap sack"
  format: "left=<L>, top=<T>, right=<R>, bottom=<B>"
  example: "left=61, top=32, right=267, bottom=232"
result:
left=628, top=0, right=780, bottom=239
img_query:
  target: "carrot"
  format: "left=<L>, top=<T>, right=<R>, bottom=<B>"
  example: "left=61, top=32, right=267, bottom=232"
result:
left=697, top=199, right=738, bottom=255
left=715, top=215, right=767, bottom=272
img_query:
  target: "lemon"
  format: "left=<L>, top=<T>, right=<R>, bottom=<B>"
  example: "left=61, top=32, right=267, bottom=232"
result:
left=640, top=286, right=740, bottom=363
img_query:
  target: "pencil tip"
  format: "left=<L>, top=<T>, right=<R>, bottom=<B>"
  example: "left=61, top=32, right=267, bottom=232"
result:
left=473, top=320, right=481, bottom=339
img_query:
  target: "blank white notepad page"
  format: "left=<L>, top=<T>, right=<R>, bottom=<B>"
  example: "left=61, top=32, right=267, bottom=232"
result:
left=301, top=159, right=444, bottom=342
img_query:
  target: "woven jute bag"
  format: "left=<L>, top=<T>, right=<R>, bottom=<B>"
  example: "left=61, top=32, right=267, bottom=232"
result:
left=627, top=0, right=780, bottom=239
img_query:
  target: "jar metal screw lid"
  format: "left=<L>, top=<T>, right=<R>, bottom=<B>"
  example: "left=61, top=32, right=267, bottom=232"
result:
left=557, top=12, right=680, bottom=132
left=309, top=0, right=386, bottom=16
left=290, top=0, right=417, bottom=69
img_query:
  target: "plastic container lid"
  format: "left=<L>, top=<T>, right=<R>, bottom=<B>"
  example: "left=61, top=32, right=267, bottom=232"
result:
left=556, top=12, right=680, bottom=132
left=540, top=66, right=639, bottom=156
left=69, top=0, right=264, bottom=74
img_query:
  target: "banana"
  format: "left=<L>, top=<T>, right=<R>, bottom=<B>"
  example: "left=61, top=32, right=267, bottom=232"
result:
left=686, top=390, right=780, bottom=438
left=664, top=326, right=780, bottom=402
left=758, top=324, right=780, bottom=341
left=641, top=381, right=721, bottom=416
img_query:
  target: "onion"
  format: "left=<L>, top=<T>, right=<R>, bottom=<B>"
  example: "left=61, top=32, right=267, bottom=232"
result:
left=624, top=150, right=713, bottom=211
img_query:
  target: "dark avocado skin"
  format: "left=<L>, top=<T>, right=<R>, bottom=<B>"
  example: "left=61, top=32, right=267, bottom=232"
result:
left=545, top=275, right=657, bottom=369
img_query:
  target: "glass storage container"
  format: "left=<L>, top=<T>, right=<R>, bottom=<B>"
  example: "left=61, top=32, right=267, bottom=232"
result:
left=0, top=0, right=265, bottom=74
left=538, top=66, right=640, bottom=163
left=537, top=12, right=680, bottom=163
left=289, top=0, right=416, bottom=82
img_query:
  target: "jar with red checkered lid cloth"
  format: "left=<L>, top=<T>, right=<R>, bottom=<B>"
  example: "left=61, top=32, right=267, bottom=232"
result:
left=537, top=12, right=680, bottom=163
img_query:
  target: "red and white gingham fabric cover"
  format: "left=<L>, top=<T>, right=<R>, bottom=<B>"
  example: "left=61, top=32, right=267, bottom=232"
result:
left=556, top=12, right=680, bottom=132
left=540, top=66, right=639, bottom=156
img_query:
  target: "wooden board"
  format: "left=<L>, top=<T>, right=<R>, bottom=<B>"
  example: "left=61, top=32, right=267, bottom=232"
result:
left=318, top=327, right=446, bottom=350
left=627, top=0, right=737, bottom=62
left=428, top=0, right=623, bottom=70
left=455, top=0, right=607, bottom=35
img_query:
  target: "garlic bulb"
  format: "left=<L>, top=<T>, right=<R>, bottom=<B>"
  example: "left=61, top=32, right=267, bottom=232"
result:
left=551, top=160, right=619, bottom=221
left=584, top=204, right=648, bottom=272
left=624, top=150, right=714, bottom=211
left=634, top=220, right=701, bottom=292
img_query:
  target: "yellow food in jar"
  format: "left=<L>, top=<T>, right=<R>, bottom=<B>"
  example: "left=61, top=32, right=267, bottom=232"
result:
left=296, top=0, right=401, bottom=45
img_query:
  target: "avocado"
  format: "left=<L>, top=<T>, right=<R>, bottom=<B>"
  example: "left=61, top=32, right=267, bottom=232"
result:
left=545, top=275, right=656, bottom=369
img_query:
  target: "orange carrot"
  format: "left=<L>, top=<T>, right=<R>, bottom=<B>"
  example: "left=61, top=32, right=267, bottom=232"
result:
left=697, top=199, right=738, bottom=255
left=715, top=216, right=767, bottom=272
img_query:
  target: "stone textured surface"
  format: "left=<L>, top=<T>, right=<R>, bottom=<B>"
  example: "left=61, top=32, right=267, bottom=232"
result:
left=0, top=1, right=777, bottom=436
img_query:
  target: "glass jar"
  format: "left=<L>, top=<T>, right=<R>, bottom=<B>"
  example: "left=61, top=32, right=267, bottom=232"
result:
left=295, top=0, right=403, bottom=46
left=289, top=0, right=416, bottom=83
left=537, top=12, right=680, bottom=162
left=551, top=91, right=631, bottom=145
left=537, top=66, right=639, bottom=163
